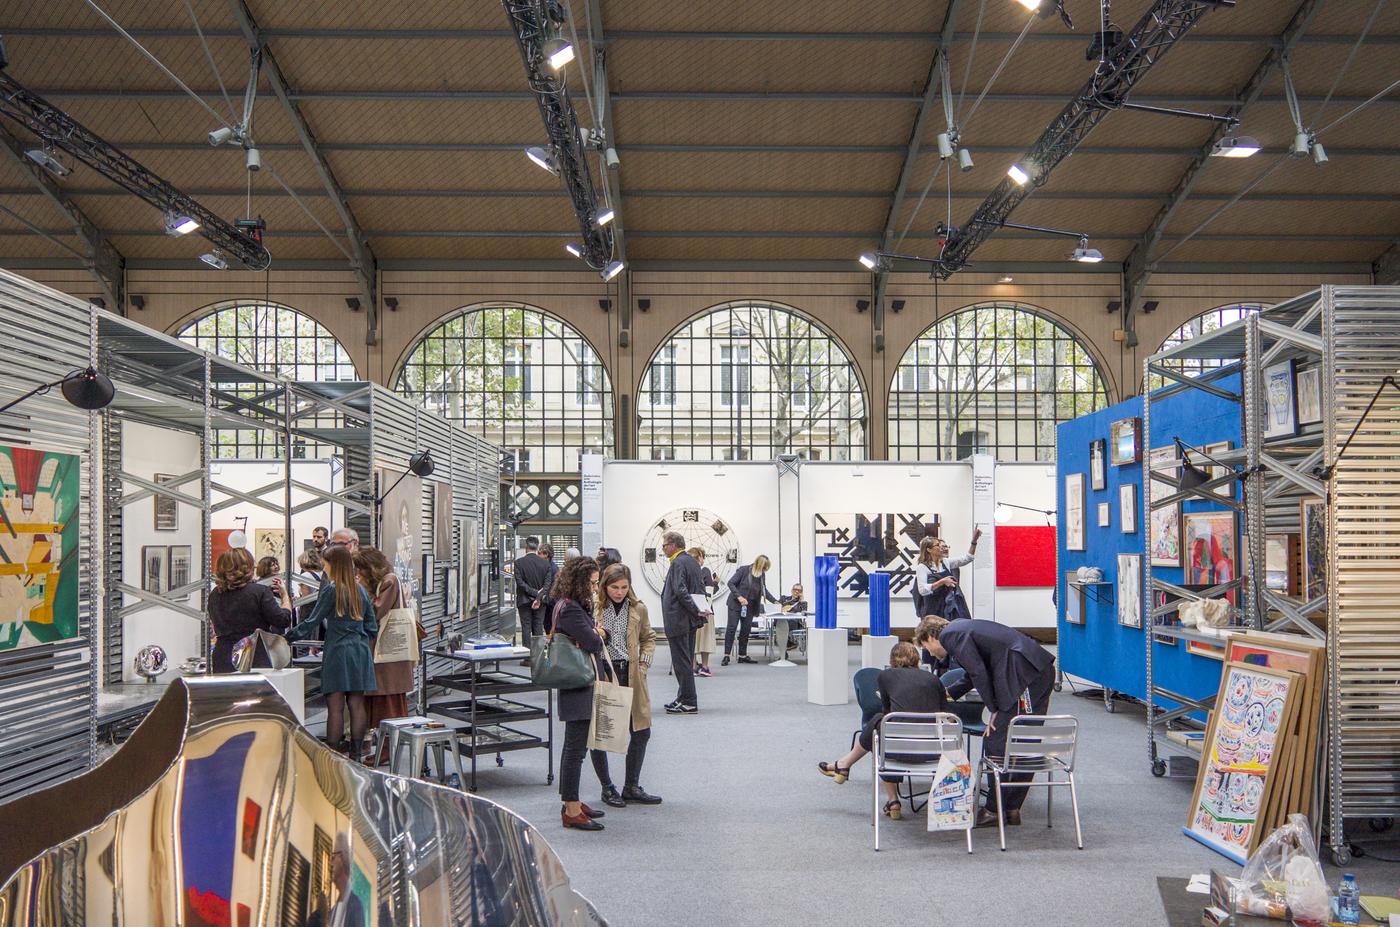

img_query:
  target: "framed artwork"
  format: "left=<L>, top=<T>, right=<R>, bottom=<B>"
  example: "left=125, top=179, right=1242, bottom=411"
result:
left=1, top=445, right=82, bottom=653
left=1263, top=358, right=1297, bottom=439
left=1265, top=534, right=1298, bottom=594
left=153, top=473, right=179, bottom=531
left=1295, top=367, right=1322, bottom=425
left=444, top=565, right=460, bottom=617
left=420, top=553, right=436, bottom=595
left=1063, top=572, right=1085, bottom=625
left=1148, top=446, right=1182, bottom=567
left=1183, top=511, right=1237, bottom=587
left=811, top=512, right=939, bottom=598
left=1110, top=417, right=1141, bottom=465
left=254, top=528, right=289, bottom=563
left=1186, top=638, right=1227, bottom=661
left=458, top=515, right=479, bottom=614
left=1064, top=474, right=1085, bottom=551
left=477, top=562, right=492, bottom=612
left=1300, top=497, right=1326, bottom=600
left=168, top=545, right=192, bottom=592
left=1120, top=483, right=1137, bottom=534
left=380, top=467, right=424, bottom=603
left=1097, top=502, right=1110, bottom=528
left=1117, top=553, right=1142, bottom=628
left=1089, top=439, right=1107, bottom=490
left=433, top=481, right=454, bottom=557
left=142, top=545, right=168, bottom=594
left=210, top=528, right=236, bottom=574
left=1201, top=440, right=1233, bottom=483
left=241, top=798, right=262, bottom=859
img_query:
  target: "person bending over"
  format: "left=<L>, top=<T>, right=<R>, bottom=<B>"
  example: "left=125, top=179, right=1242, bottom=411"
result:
left=816, top=641, right=948, bottom=820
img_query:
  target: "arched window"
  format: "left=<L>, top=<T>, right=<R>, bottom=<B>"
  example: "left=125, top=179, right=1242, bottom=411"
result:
left=1150, top=304, right=1263, bottom=388
left=888, top=303, right=1108, bottom=462
left=395, top=305, right=613, bottom=473
left=176, top=301, right=357, bottom=458
left=637, top=303, right=866, bottom=461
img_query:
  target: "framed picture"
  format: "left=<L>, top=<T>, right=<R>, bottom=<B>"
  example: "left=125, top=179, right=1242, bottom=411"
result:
left=433, top=482, right=454, bottom=558
left=1186, top=638, right=1227, bottom=660
left=477, top=562, right=492, bottom=612
left=1201, top=440, right=1233, bottom=483
left=168, top=545, right=192, bottom=592
left=1119, top=483, right=1137, bottom=534
left=1097, top=501, right=1110, bottom=527
left=444, top=565, right=459, bottom=617
left=1089, top=439, right=1107, bottom=490
left=1110, top=417, right=1141, bottom=465
left=1064, top=572, right=1085, bottom=625
left=1064, top=473, right=1086, bottom=551
left=421, top=553, right=436, bottom=595
left=254, top=528, right=289, bottom=564
left=1117, top=553, right=1142, bottom=628
left=153, top=473, right=179, bottom=531
left=1263, top=358, right=1297, bottom=439
left=1265, top=534, right=1298, bottom=594
left=1296, top=366, right=1322, bottom=425
left=1148, top=446, right=1181, bottom=567
left=1300, top=496, right=1326, bottom=600
left=142, top=545, right=168, bottom=594
left=1182, top=510, right=1237, bottom=587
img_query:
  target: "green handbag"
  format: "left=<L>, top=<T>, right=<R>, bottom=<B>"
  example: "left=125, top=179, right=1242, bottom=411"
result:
left=530, top=629, right=596, bottom=690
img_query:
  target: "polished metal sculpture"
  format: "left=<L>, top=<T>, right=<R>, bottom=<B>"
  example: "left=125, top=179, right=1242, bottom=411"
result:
left=0, top=676, right=606, bottom=926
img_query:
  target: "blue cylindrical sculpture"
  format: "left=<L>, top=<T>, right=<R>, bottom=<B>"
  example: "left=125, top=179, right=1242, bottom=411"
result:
left=814, top=555, right=839, bottom=629
left=868, top=571, right=891, bottom=637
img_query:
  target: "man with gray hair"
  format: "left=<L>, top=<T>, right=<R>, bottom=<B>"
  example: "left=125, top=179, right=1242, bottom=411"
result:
left=329, top=527, right=359, bottom=553
left=660, top=530, right=707, bottom=713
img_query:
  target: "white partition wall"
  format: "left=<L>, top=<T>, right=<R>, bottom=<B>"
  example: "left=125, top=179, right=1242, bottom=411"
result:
left=992, top=462, right=1058, bottom=629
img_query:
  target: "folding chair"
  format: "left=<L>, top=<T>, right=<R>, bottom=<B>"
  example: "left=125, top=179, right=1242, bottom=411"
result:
left=872, top=711, right=970, bottom=853
left=981, top=714, right=1082, bottom=851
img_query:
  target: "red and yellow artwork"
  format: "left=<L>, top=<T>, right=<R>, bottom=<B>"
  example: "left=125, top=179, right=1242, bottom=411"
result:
left=0, top=445, right=81, bottom=651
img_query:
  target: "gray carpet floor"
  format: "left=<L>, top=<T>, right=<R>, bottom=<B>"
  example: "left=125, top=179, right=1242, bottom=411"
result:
left=446, top=644, right=1400, bottom=927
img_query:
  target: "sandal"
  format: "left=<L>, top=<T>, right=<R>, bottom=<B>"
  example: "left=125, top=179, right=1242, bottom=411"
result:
left=884, top=799, right=903, bottom=820
left=817, top=761, right=849, bottom=785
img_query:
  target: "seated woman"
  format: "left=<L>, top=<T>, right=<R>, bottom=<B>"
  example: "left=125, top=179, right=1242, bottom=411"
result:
left=816, top=641, right=948, bottom=820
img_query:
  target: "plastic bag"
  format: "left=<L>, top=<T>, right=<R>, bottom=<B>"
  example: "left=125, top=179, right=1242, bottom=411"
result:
left=1236, top=814, right=1330, bottom=922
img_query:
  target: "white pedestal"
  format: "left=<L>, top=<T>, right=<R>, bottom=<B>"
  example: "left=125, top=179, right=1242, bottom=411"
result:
left=861, top=634, right=898, bottom=670
left=807, top=627, right=849, bottom=705
left=254, top=667, right=306, bottom=724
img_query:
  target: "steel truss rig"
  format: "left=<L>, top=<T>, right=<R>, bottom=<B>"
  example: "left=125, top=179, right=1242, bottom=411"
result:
left=0, top=69, right=270, bottom=272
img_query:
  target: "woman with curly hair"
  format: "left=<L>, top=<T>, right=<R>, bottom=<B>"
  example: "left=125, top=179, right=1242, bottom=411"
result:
left=551, top=556, right=610, bottom=831
left=207, top=547, right=291, bottom=674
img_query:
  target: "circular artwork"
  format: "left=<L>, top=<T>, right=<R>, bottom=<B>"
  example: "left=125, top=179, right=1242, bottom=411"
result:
left=134, top=644, right=168, bottom=680
left=639, top=508, right=741, bottom=596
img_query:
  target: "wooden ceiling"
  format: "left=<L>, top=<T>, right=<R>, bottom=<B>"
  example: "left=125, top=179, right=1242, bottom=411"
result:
left=0, top=0, right=1397, bottom=274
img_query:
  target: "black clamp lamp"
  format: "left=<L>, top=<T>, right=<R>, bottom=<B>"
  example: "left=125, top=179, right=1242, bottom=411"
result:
left=0, top=366, right=115, bottom=417
left=1311, top=375, right=1400, bottom=485
left=993, top=501, right=1055, bottom=526
left=375, top=450, right=436, bottom=506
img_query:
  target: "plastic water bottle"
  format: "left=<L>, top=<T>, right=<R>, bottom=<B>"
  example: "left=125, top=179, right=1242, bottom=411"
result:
left=741, top=604, right=748, bottom=619
left=1337, top=873, right=1360, bottom=925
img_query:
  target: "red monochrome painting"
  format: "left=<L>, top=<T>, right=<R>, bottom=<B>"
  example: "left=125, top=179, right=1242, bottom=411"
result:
left=995, top=525, right=1057, bottom=587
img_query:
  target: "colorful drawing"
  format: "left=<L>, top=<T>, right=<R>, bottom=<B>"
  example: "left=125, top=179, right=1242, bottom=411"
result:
left=927, top=750, right=975, bottom=832
left=0, top=445, right=81, bottom=652
left=1148, top=446, right=1181, bottom=567
left=1187, top=662, right=1298, bottom=861
left=1184, top=511, right=1236, bottom=587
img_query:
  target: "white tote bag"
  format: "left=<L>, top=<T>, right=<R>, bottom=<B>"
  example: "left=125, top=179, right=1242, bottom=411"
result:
left=927, top=749, right=976, bottom=832
left=374, top=581, right=421, bottom=664
left=587, top=664, right=634, bottom=754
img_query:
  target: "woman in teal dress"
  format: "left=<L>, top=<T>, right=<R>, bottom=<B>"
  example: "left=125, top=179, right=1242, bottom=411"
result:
left=286, top=545, right=378, bottom=760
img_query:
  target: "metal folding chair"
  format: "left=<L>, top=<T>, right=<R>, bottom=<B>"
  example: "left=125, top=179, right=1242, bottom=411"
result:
left=981, top=714, right=1082, bottom=851
left=872, top=711, right=970, bottom=853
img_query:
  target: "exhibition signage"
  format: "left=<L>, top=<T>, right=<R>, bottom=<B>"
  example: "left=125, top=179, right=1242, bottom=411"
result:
left=971, top=453, right=995, bottom=620
left=580, top=452, right=604, bottom=556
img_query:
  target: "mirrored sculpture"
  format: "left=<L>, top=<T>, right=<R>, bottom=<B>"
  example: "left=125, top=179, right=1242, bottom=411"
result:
left=0, top=676, right=606, bottom=926
left=133, top=644, right=168, bottom=681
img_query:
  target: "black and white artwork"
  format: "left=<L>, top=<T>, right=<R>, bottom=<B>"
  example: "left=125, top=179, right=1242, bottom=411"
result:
left=153, top=473, right=178, bottom=531
left=813, top=512, right=941, bottom=599
left=168, top=545, right=192, bottom=591
left=1090, top=439, right=1107, bottom=491
left=142, top=545, right=168, bottom=594
left=1097, top=502, right=1110, bottom=528
left=1117, top=553, right=1142, bottom=628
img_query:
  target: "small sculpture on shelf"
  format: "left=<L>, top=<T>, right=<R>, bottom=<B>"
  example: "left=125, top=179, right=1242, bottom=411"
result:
left=133, top=644, right=168, bottom=682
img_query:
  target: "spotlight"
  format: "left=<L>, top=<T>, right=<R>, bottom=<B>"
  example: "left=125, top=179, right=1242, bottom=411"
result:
left=1291, top=131, right=1311, bottom=158
left=1210, top=135, right=1261, bottom=158
left=408, top=450, right=436, bottom=477
left=998, top=274, right=1014, bottom=284
left=858, top=252, right=880, bottom=270
left=208, top=126, right=237, bottom=147
left=1007, top=163, right=1031, bottom=185
left=855, top=299, right=870, bottom=313
left=937, top=133, right=954, bottom=159
left=130, top=295, right=146, bottom=311
left=890, top=300, right=906, bottom=314
left=602, top=260, right=625, bottom=282
left=24, top=147, right=70, bottom=177
left=958, top=148, right=974, bottom=172
left=604, top=147, right=621, bottom=169
left=596, top=207, right=615, bottom=226
left=1070, top=240, right=1103, bottom=263
left=1015, top=0, right=1041, bottom=9
left=544, top=37, right=575, bottom=70
left=199, top=251, right=229, bottom=270
left=164, top=213, right=200, bottom=236
left=525, top=145, right=559, bottom=175
left=1142, top=300, right=1159, bottom=314
left=345, top=297, right=361, bottom=312
left=1311, top=140, right=1327, bottom=165
left=384, top=297, right=399, bottom=311
left=565, top=241, right=585, bottom=258
left=245, top=147, right=261, bottom=172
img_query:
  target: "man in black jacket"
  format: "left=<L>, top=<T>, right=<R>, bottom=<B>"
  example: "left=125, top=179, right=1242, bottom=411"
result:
left=916, top=616, right=1056, bottom=828
left=660, top=530, right=707, bottom=713
left=513, top=537, right=553, bottom=651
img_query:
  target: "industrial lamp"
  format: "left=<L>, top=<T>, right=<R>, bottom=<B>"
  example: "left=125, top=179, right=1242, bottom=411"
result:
left=0, top=366, right=116, bottom=417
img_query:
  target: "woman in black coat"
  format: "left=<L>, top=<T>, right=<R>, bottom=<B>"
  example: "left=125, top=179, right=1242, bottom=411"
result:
left=207, top=548, right=292, bottom=673
left=722, top=554, right=778, bottom=665
left=552, top=556, right=610, bottom=832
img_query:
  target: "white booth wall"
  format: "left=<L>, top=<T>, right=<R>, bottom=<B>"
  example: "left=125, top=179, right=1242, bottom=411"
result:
left=596, top=459, right=1057, bottom=631
left=208, top=458, right=343, bottom=552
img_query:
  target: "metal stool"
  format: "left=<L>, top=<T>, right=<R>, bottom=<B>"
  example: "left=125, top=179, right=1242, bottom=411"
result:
left=391, top=724, right=467, bottom=789
left=374, top=715, right=430, bottom=767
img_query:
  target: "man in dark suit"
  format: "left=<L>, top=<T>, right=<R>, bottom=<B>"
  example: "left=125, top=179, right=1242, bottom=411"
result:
left=513, top=537, right=553, bottom=652
left=660, top=530, right=707, bottom=713
left=916, top=616, right=1056, bottom=828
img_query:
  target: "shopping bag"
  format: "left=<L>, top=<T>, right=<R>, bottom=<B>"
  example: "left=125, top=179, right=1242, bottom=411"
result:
left=233, top=629, right=291, bottom=672
left=927, top=749, right=976, bottom=832
left=587, top=665, right=634, bottom=754
left=375, top=582, right=421, bottom=664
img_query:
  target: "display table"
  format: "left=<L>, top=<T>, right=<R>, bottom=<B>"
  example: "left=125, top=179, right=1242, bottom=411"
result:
left=253, top=667, right=306, bottom=724
left=767, top=612, right=810, bottom=666
left=807, top=627, right=849, bottom=705
left=861, top=634, right=897, bottom=670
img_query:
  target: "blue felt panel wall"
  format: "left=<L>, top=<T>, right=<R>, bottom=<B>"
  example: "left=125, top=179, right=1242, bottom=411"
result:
left=1055, top=374, right=1243, bottom=707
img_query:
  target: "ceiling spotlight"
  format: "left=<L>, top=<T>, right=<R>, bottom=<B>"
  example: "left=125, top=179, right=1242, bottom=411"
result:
left=24, top=147, right=70, bottom=178
left=858, top=252, right=880, bottom=270
left=1210, top=135, right=1261, bottom=158
left=998, top=274, right=1014, bottom=284
left=525, top=145, right=559, bottom=175
left=245, top=147, right=261, bottom=172
left=1311, top=140, right=1327, bottom=165
left=958, top=148, right=974, bottom=172
left=565, top=241, right=584, bottom=258
left=208, top=126, right=237, bottom=147
left=1007, top=163, right=1031, bottom=185
left=199, top=251, right=229, bottom=270
left=345, top=297, right=361, bottom=312
left=937, top=132, right=954, bottom=159
left=601, top=259, right=625, bottom=282
left=543, top=36, right=575, bottom=71
left=1015, top=0, right=1042, bottom=8
left=164, top=213, right=200, bottom=236
left=596, top=208, right=615, bottom=226
left=1070, top=240, right=1103, bottom=263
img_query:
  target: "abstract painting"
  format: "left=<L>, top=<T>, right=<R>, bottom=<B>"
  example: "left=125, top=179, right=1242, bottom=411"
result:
left=1295, top=367, right=1322, bottom=425
left=813, top=512, right=941, bottom=598
left=1110, top=417, right=1141, bottom=465
left=1089, top=438, right=1106, bottom=490
left=1300, top=497, right=1326, bottom=600
left=210, top=528, right=236, bottom=575
left=1148, top=446, right=1181, bottom=567
left=0, top=445, right=81, bottom=652
left=1183, top=511, right=1237, bottom=587
left=379, top=467, right=423, bottom=603
left=1117, top=553, right=1142, bottom=628
left=1064, top=475, right=1085, bottom=551
left=1263, top=358, right=1297, bottom=439
left=254, top=528, right=288, bottom=564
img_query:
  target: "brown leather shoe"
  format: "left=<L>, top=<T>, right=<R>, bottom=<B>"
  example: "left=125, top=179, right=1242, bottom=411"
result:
left=974, top=809, right=1002, bottom=828
left=562, top=808, right=604, bottom=831
left=1005, top=810, right=1022, bottom=826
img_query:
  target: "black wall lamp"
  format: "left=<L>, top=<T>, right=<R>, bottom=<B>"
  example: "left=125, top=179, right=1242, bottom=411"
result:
left=1313, top=375, right=1400, bottom=484
left=0, top=366, right=115, bottom=417
left=374, top=450, right=436, bottom=506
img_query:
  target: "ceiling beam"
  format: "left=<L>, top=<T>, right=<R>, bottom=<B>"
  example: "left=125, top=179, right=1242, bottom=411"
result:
left=1121, top=0, right=1328, bottom=331
left=585, top=0, right=631, bottom=353
left=0, top=123, right=124, bottom=309
left=223, top=0, right=379, bottom=341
